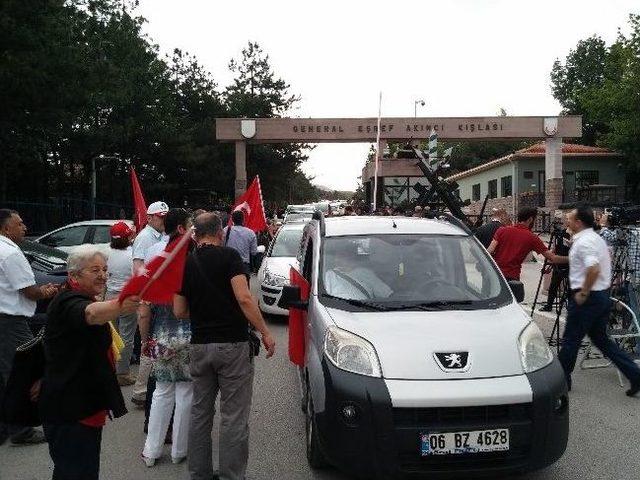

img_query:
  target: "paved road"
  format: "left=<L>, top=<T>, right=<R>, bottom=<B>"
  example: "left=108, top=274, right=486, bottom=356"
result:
left=2, top=265, right=639, bottom=479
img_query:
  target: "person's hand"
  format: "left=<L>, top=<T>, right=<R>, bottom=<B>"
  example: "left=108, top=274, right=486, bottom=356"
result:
left=121, top=295, right=141, bottom=314
left=29, top=379, right=41, bottom=402
left=261, top=331, right=276, bottom=359
left=40, top=283, right=58, bottom=299
left=574, top=291, right=588, bottom=306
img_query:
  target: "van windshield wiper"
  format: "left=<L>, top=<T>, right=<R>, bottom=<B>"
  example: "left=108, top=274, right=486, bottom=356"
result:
left=389, top=300, right=474, bottom=311
left=321, top=294, right=392, bottom=311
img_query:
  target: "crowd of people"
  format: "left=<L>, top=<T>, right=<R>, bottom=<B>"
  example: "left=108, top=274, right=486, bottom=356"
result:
left=0, top=204, right=275, bottom=480
left=0, top=201, right=639, bottom=480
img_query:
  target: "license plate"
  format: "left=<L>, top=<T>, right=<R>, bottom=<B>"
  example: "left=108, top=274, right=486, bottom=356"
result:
left=420, top=429, right=510, bottom=456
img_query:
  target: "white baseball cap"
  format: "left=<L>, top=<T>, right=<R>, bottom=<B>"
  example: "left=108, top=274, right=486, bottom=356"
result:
left=147, top=201, right=169, bottom=216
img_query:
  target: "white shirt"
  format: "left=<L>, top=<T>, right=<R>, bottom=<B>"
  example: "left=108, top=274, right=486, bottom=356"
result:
left=569, top=228, right=611, bottom=291
left=106, top=246, right=133, bottom=296
left=144, top=238, right=169, bottom=264
left=0, top=235, right=37, bottom=317
left=132, top=224, right=165, bottom=261
left=324, top=267, right=392, bottom=300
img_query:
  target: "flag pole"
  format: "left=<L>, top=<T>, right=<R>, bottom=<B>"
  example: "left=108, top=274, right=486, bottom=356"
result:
left=372, top=91, right=382, bottom=212
left=138, top=230, right=192, bottom=298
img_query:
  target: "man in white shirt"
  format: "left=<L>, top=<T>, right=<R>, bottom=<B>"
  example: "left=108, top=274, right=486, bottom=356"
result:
left=132, top=201, right=169, bottom=273
left=559, top=206, right=640, bottom=397
left=131, top=201, right=169, bottom=406
left=0, top=209, right=57, bottom=445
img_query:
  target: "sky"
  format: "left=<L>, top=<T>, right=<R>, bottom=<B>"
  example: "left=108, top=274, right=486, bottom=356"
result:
left=137, top=0, right=638, bottom=191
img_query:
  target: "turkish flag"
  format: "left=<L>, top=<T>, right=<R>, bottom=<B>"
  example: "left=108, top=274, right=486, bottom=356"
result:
left=230, top=176, right=268, bottom=232
left=130, top=167, right=147, bottom=232
left=288, top=267, right=309, bottom=367
left=119, top=232, right=191, bottom=305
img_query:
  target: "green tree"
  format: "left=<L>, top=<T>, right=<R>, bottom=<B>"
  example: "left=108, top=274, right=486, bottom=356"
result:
left=551, top=14, right=640, bottom=194
left=224, top=42, right=317, bottom=205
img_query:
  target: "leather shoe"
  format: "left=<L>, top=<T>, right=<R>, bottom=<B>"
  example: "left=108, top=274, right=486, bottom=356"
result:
left=626, top=382, right=640, bottom=397
left=10, top=429, right=46, bottom=446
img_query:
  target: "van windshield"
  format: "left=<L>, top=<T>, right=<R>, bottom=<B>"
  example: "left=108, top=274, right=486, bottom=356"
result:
left=320, top=234, right=511, bottom=310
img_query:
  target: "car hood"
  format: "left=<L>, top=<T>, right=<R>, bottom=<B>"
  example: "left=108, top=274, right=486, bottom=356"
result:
left=263, top=257, right=298, bottom=278
left=325, top=303, right=530, bottom=380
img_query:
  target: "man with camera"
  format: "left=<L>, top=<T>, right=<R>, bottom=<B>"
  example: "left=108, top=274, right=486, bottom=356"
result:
left=559, top=206, right=640, bottom=397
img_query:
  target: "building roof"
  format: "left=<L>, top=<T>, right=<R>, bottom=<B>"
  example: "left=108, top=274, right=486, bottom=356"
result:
left=446, top=142, right=621, bottom=181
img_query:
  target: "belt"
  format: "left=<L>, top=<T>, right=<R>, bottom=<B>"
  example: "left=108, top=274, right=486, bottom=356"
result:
left=570, top=288, right=609, bottom=294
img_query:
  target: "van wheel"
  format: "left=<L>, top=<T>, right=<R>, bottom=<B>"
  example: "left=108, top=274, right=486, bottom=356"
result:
left=305, top=391, right=329, bottom=469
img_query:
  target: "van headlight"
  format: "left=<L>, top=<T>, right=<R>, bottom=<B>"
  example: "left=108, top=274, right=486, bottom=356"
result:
left=324, top=326, right=382, bottom=377
left=518, top=322, right=553, bottom=373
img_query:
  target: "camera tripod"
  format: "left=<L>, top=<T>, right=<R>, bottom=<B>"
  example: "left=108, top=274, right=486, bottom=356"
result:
left=530, top=226, right=570, bottom=353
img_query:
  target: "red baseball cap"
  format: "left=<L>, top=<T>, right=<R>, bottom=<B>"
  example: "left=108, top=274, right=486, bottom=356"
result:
left=110, top=221, right=134, bottom=239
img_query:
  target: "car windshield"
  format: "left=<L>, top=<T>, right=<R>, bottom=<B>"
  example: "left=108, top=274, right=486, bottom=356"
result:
left=320, top=234, right=510, bottom=310
left=271, top=228, right=304, bottom=257
left=285, top=212, right=313, bottom=223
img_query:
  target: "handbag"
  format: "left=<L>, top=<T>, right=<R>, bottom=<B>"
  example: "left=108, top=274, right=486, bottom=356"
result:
left=192, top=250, right=260, bottom=357
left=0, top=329, right=45, bottom=427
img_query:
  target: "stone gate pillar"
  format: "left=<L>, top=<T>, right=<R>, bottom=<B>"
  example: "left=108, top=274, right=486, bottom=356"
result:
left=544, top=136, right=563, bottom=211
left=234, top=140, right=247, bottom=199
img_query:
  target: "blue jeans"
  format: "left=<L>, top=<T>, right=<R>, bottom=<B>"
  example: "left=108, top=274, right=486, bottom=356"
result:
left=559, top=290, right=640, bottom=388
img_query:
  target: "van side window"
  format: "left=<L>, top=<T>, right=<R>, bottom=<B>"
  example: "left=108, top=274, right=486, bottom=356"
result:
left=302, top=239, right=314, bottom=282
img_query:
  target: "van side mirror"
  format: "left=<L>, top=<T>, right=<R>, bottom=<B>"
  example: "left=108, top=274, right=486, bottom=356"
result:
left=508, top=280, right=525, bottom=303
left=279, top=285, right=308, bottom=310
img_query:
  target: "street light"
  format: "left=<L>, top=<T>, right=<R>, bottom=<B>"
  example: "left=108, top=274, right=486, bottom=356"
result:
left=414, top=99, right=426, bottom=118
left=91, top=154, right=120, bottom=219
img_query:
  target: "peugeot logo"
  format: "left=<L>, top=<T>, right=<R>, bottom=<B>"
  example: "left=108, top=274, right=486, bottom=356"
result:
left=434, top=352, right=470, bottom=372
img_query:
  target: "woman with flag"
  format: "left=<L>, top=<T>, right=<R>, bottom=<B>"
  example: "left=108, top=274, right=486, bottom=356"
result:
left=39, top=245, right=140, bottom=480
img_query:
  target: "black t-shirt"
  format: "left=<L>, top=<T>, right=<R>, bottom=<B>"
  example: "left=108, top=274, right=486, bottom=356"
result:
left=179, top=245, right=248, bottom=344
left=474, top=220, right=503, bottom=248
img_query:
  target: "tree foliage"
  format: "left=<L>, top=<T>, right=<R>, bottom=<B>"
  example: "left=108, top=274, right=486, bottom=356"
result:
left=0, top=2, right=317, bottom=209
left=551, top=14, right=640, bottom=186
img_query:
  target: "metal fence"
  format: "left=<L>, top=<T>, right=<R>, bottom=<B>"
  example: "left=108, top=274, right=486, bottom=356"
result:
left=3, top=198, right=131, bottom=235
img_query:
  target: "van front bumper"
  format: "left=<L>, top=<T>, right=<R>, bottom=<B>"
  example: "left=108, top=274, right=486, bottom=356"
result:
left=314, top=358, right=569, bottom=479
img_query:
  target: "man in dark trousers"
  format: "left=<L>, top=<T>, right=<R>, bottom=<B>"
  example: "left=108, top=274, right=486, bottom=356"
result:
left=558, top=206, right=640, bottom=396
left=174, top=213, right=276, bottom=480
left=488, top=207, right=567, bottom=281
left=474, top=208, right=511, bottom=249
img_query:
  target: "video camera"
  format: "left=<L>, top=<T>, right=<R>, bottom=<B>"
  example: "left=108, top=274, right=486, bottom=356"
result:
left=607, top=206, right=640, bottom=227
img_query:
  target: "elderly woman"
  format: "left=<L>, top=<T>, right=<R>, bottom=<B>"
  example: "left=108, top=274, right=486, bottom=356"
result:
left=39, top=245, right=139, bottom=480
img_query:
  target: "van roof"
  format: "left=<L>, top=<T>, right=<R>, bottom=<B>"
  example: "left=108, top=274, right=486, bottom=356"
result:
left=323, top=216, right=468, bottom=237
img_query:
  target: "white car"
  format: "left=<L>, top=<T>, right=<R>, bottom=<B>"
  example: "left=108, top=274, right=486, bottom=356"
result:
left=35, top=220, right=134, bottom=254
left=257, top=222, right=306, bottom=315
left=280, top=214, right=569, bottom=478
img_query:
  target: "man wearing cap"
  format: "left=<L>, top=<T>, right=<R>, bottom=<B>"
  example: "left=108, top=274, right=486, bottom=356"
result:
left=132, top=201, right=169, bottom=273
left=0, top=209, right=57, bottom=445
left=131, top=201, right=169, bottom=407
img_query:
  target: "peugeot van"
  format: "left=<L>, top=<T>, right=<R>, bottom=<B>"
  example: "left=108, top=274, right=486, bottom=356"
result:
left=281, top=214, right=568, bottom=479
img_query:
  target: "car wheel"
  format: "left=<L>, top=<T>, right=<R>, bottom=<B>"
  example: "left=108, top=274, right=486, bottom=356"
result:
left=305, top=386, right=329, bottom=469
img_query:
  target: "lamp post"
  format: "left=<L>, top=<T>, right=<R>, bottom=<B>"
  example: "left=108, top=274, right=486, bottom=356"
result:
left=414, top=99, right=426, bottom=118
left=91, top=154, right=119, bottom=219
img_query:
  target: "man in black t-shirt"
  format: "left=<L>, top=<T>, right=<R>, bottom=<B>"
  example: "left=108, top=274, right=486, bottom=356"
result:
left=174, top=212, right=275, bottom=480
left=474, top=208, right=510, bottom=249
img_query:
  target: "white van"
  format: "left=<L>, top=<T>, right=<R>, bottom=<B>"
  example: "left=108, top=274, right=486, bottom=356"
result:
left=280, top=213, right=569, bottom=478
